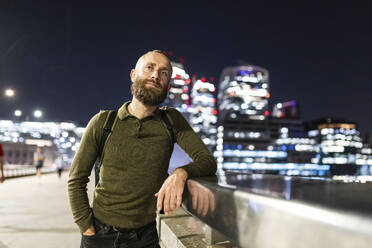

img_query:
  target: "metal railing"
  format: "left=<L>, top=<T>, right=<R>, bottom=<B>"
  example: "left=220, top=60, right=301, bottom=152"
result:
left=181, top=172, right=372, bottom=248
left=3, top=164, right=57, bottom=178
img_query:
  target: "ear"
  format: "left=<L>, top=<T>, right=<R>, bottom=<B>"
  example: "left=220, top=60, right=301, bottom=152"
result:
left=167, top=83, right=171, bottom=91
left=130, top=69, right=136, bottom=82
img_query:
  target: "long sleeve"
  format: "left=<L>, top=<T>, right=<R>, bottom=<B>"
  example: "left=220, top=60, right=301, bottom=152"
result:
left=167, top=109, right=217, bottom=178
left=67, top=111, right=106, bottom=233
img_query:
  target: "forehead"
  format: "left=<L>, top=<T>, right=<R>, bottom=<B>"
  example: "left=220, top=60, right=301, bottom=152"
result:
left=138, top=52, right=171, bottom=69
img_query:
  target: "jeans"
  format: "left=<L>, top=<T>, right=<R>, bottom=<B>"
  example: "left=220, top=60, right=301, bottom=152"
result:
left=80, top=217, right=160, bottom=248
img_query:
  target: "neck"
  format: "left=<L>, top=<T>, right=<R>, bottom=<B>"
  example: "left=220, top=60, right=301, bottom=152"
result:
left=128, top=97, right=157, bottom=119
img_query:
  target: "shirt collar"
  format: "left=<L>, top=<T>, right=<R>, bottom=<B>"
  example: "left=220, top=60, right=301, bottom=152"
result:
left=117, top=101, right=162, bottom=121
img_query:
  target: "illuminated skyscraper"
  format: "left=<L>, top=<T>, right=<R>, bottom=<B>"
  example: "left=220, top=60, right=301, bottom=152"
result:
left=215, top=65, right=330, bottom=176
left=216, top=65, right=271, bottom=172
left=306, top=118, right=363, bottom=175
left=189, top=78, right=217, bottom=152
left=218, top=65, right=270, bottom=121
left=163, top=61, right=191, bottom=118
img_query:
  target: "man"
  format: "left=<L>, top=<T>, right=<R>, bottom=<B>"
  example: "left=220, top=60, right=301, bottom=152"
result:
left=68, top=50, right=217, bottom=247
left=0, top=143, right=4, bottom=183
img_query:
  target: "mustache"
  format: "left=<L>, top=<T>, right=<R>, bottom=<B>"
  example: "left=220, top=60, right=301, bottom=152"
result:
left=146, top=80, right=161, bottom=88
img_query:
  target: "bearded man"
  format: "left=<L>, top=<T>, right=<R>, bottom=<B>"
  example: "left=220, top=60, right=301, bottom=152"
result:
left=68, top=50, right=217, bottom=248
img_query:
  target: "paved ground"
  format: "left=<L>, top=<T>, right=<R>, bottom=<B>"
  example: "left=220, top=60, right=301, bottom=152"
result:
left=0, top=172, right=96, bottom=248
left=0, top=149, right=193, bottom=248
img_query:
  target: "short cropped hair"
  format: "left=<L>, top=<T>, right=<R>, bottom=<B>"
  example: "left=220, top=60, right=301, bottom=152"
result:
left=136, top=50, right=173, bottom=76
left=150, top=50, right=169, bottom=57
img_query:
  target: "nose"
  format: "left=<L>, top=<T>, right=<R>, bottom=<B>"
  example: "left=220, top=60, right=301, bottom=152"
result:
left=151, top=70, right=160, bottom=82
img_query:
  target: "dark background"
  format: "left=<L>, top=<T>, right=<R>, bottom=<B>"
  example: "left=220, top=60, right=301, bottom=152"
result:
left=0, top=1, right=371, bottom=134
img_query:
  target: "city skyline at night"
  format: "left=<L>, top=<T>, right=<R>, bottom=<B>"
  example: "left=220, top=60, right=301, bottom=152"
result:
left=0, top=2, right=371, bottom=134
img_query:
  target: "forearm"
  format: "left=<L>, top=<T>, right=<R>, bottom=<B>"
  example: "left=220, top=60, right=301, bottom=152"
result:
left=176, top=131, right=217, bottom=178
left=177, top=130, right=217, bottom=178
left=179, top=154, right=217, bottom=178
left=67, top=111, right=104, bottom=233
left=67, top=146, right=98, bottom=233
left=67, top=174, right=94, bottom=233
left=169, top=109, right=217, bottom=178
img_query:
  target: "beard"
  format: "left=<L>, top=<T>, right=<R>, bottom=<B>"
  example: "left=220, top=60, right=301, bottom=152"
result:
left=131, top=77, right=168, bottom=106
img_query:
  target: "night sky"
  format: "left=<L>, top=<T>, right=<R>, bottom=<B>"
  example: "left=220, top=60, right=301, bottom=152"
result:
left=1, top=2, right=371, bottom=134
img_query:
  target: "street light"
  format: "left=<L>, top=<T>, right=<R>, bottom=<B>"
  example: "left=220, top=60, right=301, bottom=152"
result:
left=14, top=110, right=22, bottom=117
left=34, top=110, right=43, bottom=118
left=4, top=88, right=15, bottom=98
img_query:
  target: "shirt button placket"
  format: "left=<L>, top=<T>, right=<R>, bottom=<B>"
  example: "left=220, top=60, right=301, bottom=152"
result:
left=136, top=120, right=142, bottom=138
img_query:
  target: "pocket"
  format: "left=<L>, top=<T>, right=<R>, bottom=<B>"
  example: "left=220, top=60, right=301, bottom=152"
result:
left=80, top=234, right=97, bottom=248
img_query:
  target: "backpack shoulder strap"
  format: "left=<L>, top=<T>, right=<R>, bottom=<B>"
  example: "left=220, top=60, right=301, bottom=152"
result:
left=95, top=110, right=117, bottom=186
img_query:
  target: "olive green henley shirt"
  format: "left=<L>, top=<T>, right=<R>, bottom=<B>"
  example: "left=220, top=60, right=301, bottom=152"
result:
left=67, top=101, right=217, bottom=233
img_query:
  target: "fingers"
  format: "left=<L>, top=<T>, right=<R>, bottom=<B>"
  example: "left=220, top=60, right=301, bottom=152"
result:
left=157, top=173, right=187, bottom=215
left=156, top=189, right=165, bottom=212
left=163, top=188, right=171, bottom=214
left=169, top=189, right=176, bottom=212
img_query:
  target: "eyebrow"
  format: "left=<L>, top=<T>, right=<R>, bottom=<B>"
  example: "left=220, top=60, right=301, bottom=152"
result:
left=145, top=63, right=170, bottom=72
left=160, top=66, right=170, bottom=72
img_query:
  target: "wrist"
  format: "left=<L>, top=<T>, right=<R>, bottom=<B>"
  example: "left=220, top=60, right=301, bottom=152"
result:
left=174, top=168, right=188, bottom=181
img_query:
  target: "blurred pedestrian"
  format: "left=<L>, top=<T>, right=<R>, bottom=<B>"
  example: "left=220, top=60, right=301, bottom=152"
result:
left=0, top=143, right=4, bottom=183
left=34, top=147, right=45, bottom=179
left=55, top=154, right=64, bottom=179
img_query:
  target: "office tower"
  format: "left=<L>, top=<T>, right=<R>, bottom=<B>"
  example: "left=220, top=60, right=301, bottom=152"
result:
left=215, top=65, right=330, bottom=176
left=306, top=118, right=363, bottom=175
left=164, top=61, right=191, bottom=120
left=216, top=65, right=273, bottom=173
left=189, top=78, right=217, bottom=152
left=218, top=65, right=270, bottom=121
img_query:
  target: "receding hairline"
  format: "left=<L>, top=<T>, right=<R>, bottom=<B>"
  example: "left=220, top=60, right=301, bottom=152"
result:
left=134, top=50, right=173, bottom=73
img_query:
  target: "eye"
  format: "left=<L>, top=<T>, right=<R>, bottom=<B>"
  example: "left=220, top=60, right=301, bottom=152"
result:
left=161, top=71, right=168, bottom=76
left=145, top=65, right=153, bottom=71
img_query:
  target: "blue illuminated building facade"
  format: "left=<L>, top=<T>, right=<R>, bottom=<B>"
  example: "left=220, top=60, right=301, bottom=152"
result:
left=215, top=117, right=330, bottom=176
left=305, top=119, right=370, bottom=175
left=214, top=62, right=371, bottom=176
left=215, top=65, right=331, bottom=176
